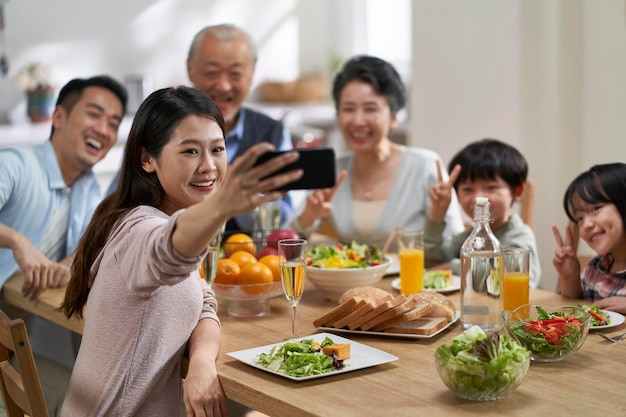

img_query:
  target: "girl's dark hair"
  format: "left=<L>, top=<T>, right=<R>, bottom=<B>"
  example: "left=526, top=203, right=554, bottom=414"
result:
left=62, top=86, right=225, bottom=319
left=332, top=55, right=406, bottom=115
left=562, top=163, right=626, bottom=224
left=448, top=138, right=528, bottom=196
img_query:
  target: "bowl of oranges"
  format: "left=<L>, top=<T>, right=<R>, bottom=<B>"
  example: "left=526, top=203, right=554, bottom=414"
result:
left=210, top=232, right=286, bottom=317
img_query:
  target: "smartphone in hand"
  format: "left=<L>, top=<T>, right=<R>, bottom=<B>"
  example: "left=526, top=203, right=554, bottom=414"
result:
left=254, top=147, right=336, bottom=191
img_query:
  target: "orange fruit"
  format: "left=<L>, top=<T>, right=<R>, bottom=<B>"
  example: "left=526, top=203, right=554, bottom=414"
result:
left=214, top=259, right=241, bottom=285
left=259, top=254, right=284, bottom=282
left=239, top=262, right=274, bottom=295
left=229, top=250, right=258, bottom=269
left=224, top=233, right=256, bottom=256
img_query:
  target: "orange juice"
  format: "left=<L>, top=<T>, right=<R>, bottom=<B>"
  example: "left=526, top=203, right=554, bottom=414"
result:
left=503, top=271, right=530, bottom=311
left=399, top=249, right=424, bottom=295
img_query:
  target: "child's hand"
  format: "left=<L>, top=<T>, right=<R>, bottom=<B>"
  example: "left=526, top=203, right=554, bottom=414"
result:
left=552, top=225, right=583, bottom=297
left=298, top=170, right=347, bottom=228
left=427, top=161, right=461, bottom=224
left=596, top=296, right=626, bottom=315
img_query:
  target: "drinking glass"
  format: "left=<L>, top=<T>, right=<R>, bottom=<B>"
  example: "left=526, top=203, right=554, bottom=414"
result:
left=502, top=247, right=530, bottom=312
left=253, top=201, right=282, bottom=241
left=397, top=230, right=424, bottom=296
left=202, top=224, right=225, bottom=287
left=278, top=238, right=308, bottom=339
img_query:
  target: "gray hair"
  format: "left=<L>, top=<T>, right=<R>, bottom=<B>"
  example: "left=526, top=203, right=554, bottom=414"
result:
left=187, top=24, right=258, bottom=64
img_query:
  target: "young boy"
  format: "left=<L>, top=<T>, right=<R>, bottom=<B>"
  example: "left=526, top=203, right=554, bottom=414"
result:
left=424, top=138, right=542, bottom=288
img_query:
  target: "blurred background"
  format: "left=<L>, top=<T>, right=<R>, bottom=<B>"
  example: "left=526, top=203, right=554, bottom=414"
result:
left=2, top=0, right=626, bottom=292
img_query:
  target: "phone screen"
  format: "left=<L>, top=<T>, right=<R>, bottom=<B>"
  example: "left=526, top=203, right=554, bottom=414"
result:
left=254, top=147, right=336, bottom=191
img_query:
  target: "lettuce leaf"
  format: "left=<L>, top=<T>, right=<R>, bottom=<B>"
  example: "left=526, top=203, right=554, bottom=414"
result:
left=258, top=338, right=338, bottom=377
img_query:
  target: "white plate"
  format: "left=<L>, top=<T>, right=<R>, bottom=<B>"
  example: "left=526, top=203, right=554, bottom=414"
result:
left=590, top=310, right=625, bottom=330
left=320, top=311, right=461, bottom=340
left=391, top=275, right=461, bottom=294
left=226, top=332, right=398, bottom=381
left=385, top=254, right=399, bottom=276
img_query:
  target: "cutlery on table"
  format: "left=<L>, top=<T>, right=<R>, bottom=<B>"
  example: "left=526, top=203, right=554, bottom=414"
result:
left=597, top=332, right=626, bottom=343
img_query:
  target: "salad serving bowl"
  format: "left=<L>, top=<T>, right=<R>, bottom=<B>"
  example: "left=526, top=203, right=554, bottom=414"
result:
left=213, top=282, right=283, bottom=318
left=502, top=304, right=591, bottom=362
left=307, top=241, right=390, bottom=301
left=435, top=326, right=530, bottom=401
left=306, top=260, right=391, bottom=301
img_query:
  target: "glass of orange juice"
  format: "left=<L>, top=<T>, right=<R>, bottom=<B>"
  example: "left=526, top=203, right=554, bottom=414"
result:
left=397, top=230, right=424, bottom=296
left=502, top=247, right=530, bottom=312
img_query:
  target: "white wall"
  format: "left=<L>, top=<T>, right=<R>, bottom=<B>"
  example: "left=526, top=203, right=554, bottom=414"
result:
left=410, top=0, right=626, bottom=291
left=1, top=0, right=318, bottom=112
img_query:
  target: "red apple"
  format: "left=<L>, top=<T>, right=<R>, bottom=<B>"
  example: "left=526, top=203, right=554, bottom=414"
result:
left=265, top=229, right=300, bottom=250
left=256, top=246, right=279, bottom=259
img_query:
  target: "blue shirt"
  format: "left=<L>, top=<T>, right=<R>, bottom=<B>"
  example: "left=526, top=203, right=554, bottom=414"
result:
left=0, top=141, right=102, bottom=285
left=227, top=108, right=294, bottom=231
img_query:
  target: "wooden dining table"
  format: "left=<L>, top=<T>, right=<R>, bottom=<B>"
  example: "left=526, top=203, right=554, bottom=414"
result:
left=2, top=272, right=625, bottom=417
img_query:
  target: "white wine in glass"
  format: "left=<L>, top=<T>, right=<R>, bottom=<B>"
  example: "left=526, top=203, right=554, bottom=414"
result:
left=202, top=224, right=224, bottom=287
left=278, top=238, right=308, bottom=339
left=202, top=247, right=220, bottom=287
left=281, top=261, right=305, bottom=302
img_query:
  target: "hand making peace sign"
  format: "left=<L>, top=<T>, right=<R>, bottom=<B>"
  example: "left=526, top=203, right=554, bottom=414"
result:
left=297, top=169, right=348, bottom=229
left=427, top=160, right=461, bottom=224
left=551, top=224, right=581, bottom=280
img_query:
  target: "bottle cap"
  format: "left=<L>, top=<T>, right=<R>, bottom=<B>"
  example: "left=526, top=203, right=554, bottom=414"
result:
left=475, top=197, right=489, bottom=206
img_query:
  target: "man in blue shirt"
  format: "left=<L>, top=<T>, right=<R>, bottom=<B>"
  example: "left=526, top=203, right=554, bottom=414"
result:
left=186, top=24, right=294, bottom=235
left=0, top=75, right=127, bottom=300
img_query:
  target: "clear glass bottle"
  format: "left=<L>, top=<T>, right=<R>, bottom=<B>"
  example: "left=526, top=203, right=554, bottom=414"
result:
left=460, top=197, right=504, bottom=331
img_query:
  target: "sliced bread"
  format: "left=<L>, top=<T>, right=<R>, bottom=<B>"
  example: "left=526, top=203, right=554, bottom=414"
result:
left=331, top=293, right=393, bottom=329
left=410, top=291, right=456, bottom=322
left=383, top=316, right=448, bottom=335
left=370, top=302, right=434, bottom=332
left=347, top=295, right=406, bottom=330
left=312, top=297, right=362, bottom=328
left=338, top=286, right=391, bottom=304
left=359, top=296, right=422, bottom=331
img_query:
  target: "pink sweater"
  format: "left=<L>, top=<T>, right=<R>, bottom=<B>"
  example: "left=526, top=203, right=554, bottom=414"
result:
left=60, top=206, right=220, bottom=416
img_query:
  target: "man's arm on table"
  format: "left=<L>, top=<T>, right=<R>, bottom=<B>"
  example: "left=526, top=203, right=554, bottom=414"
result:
left=0, top=223, right=70, bottom=300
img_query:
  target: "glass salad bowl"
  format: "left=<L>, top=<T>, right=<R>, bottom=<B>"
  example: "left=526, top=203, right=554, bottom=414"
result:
left=435, top=326, right=530, bottom=401
left=502, top=304, right=591, bottom=362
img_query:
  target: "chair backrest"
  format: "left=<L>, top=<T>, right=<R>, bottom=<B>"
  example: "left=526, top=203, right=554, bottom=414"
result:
left=518, top=180, right=535, bottom=226
left=0, top=310, right=48, bottom=417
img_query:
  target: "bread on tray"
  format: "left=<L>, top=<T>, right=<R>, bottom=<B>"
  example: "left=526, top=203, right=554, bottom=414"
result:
left=313, top=286, right=456, bottom=335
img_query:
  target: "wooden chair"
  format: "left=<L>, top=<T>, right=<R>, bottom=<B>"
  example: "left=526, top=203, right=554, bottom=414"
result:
left=518, top=180, right=535, bottom=226
left=0, top=310, right=48, bottom=417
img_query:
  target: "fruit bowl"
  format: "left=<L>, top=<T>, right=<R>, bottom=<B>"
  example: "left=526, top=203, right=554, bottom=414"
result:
left=306, top=259, right=391, bottom=301
left=502, top=304, right=591, bottom=362
left=213, top=282, right=284, bottom=317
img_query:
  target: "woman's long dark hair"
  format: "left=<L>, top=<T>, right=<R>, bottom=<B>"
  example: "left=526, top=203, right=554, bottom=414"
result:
left=563, top=163, right=626, bottom=224
left=62, top=86, right=224, bottom=319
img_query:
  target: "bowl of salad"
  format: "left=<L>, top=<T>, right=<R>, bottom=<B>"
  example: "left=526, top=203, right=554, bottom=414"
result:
left=503, top=305, right=591, bottom=362
left=435, top=326, right=530, bottom=401
left=307, top=241, right=390, bottom=301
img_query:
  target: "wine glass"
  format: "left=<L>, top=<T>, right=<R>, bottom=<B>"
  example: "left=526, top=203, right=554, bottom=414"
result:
left=278, top=238, right=308, bottom=339
left=202, top=223, right=225, bottom=287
